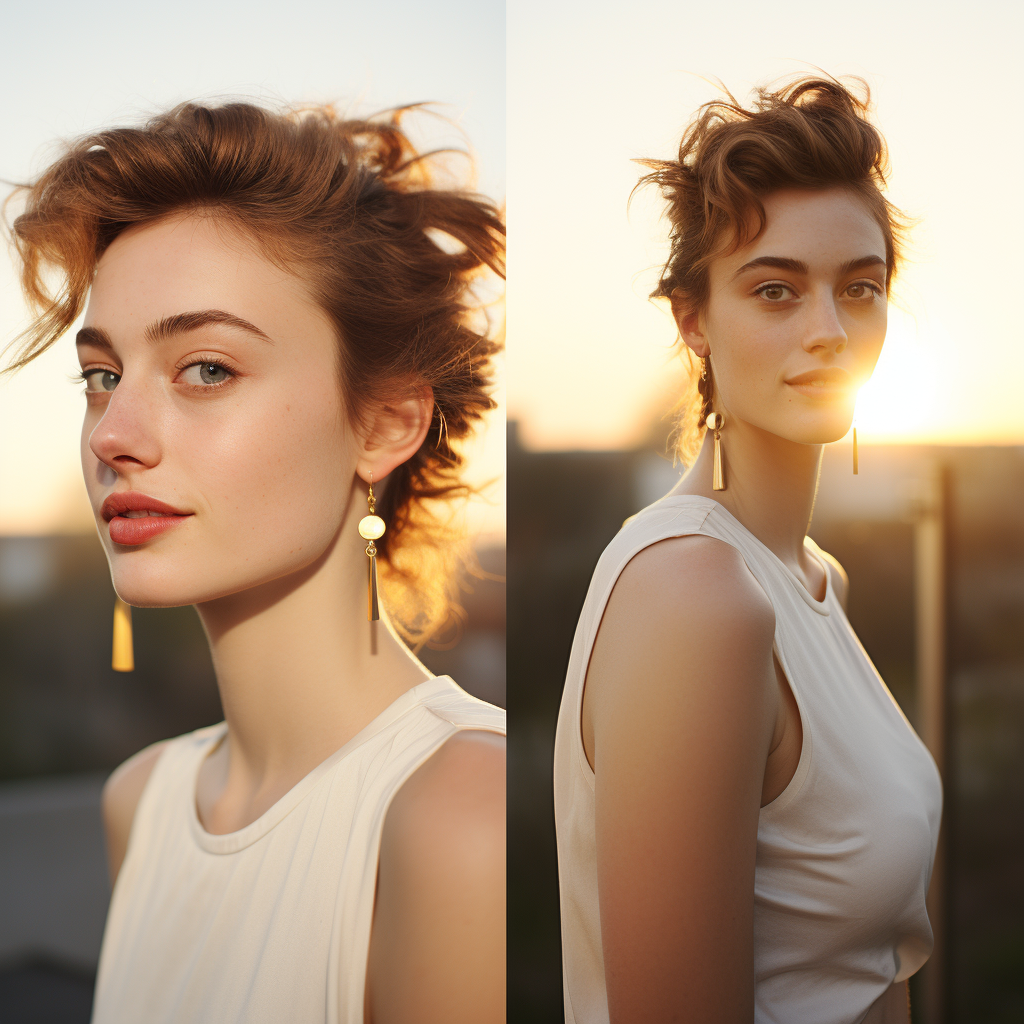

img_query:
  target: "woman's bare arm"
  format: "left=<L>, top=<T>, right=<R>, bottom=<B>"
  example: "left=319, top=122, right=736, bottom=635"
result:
left=585, top=536, right=779, bottom=1024
left=365, top=730, right=505, bottom=1024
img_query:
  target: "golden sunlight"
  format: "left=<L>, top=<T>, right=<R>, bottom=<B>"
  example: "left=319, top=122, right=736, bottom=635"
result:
left=854, top=307, right=949, bottom=443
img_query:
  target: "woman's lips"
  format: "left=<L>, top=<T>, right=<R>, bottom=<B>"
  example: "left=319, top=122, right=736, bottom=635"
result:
left=786, top=381, right=852, bottom=398
left=785, top=367, right=854, bottom=399
left=108, top=512, right=192, bottom=546
left=101, top=492, right=193, bottom=546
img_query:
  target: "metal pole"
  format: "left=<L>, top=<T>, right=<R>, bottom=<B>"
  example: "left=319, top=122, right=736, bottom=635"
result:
left=912, top=461, right=947, bottom=1024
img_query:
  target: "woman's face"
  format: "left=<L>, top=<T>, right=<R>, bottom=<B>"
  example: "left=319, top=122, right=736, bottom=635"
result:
left=682, top=187, right=888, bottom=445
left=77, top=212, right=358, bottom=608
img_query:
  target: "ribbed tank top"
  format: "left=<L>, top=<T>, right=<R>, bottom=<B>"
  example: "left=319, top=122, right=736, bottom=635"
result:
left=553, top=495, right=942, bottom=1024
left=91, top=675, right=505, bottom=1024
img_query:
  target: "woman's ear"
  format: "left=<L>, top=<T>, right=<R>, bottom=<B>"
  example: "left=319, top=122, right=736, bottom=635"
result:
left=669, top=288, right=710, bottom=359
left=356, top=385, right=434, bottom=483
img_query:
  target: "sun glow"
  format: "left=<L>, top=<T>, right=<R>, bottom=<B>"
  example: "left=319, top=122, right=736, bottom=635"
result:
left=853, top=306, right=951, bottom=443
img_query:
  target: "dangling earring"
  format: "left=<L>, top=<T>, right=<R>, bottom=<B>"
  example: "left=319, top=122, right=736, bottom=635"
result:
left=357, top=475, right=386, bottom=621
left=706, top=411, right=726, bottom=491
left=112, top=596, right=134, bottom=672
left=852, top=419, right=859, bottom=475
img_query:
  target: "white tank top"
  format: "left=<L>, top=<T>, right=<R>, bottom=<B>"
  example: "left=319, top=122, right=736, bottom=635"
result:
left=91, top=675, right=505, bottom=1024
left=553, top=495, right=942, bottom=1024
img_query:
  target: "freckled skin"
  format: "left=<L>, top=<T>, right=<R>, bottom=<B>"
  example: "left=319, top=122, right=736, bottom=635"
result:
left=679, top=188, right=888, bottom=447
left=80, top=213, right=360, bottom=608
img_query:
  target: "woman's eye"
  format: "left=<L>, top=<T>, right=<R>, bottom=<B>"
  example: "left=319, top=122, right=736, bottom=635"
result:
left=82, top=369, right=120, bottom=393
left=846, top=282, right=879, bottom=299
left=757, top=283, right=793, bottom=301
left=180, top=362, right=233, bottom=387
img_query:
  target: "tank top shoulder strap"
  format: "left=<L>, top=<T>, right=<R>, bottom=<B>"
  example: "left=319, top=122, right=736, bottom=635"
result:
left=420, top=677, right=506, bottom=735
left=571, top=495, right=717, bottom=670
left=117, top=723, right=226, bottom=886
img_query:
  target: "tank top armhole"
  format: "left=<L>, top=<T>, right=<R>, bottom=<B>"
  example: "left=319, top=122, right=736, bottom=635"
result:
left=759, top=641, right=813, bottom=816
left=571, top=504, right=714, bottom=788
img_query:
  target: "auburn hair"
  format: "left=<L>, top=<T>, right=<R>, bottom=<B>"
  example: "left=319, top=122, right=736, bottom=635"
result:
left=637, top=76, right=908, bottom=463
left=2, top=100, right=505, bottom=642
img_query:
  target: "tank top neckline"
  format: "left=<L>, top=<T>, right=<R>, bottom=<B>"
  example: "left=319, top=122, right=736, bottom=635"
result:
left=651, top=493, right=832, bottom=615
left=188, top=674, right=458, bottom=855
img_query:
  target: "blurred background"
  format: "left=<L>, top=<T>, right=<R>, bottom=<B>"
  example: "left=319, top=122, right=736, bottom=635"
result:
left=0, top=2, right=503, bottom=1020
left=507, top=1, right=1023, bottom=1022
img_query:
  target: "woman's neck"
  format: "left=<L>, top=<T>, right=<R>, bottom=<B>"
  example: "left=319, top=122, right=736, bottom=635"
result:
left=192, top=509, right=430, bottom=831
left=672, top=418, right=824, bottom=580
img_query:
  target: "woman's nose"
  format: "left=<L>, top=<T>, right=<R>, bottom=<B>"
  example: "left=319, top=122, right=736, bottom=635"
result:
left=87, top=378, right=162, bottom=475
left=801, top=292, right=848, bottom=355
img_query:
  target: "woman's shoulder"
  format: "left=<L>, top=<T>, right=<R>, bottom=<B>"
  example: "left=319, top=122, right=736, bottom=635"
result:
left=613, top=530, right=776, bottom=639
left=368, top=724, right=504, bottom=1021
left=585, top=531, right=778, bottom=738
left=101, top=739, right=172, bottom=883
left=375, top=715, right=504, bottom=958
left=101, top=724, right=224, bottom=882
left=384, top=679, right=505, bottom=870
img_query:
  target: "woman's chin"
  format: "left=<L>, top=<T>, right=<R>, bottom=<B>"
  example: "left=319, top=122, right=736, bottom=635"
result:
left=110, top=588, right=199, bottom=610
left=778, top=413, right=853, bottom=447
left=109, top=572, right=228, bottom=609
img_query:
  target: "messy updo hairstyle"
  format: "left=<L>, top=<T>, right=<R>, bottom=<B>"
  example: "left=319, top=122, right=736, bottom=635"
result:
left=1, top=100, right=504, bottom=642
left=637, top=76, right=908, bottom=463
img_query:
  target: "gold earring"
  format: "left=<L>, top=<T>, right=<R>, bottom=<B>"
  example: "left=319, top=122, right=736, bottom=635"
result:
left=358, top=476, right=386, bottom=621
left=852, top=424, right=859, bottom=475
left=706, top=412, right=726, bottom=491
left=112, top=596, right=134, bottom=672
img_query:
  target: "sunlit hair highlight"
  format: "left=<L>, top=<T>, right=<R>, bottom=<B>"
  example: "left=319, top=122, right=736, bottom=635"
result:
left=2, top=100, right=505, bottom=643
left=636, top=75, right=909, bottom=463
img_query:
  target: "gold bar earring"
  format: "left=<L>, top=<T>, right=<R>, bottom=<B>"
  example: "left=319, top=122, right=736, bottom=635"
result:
left=357, top=476, right=386, bottom=621
left=852, top=425, right=859, bottom=475
left=112, top=596, right=134, bottom=672
left=706, top=412, right=726, bottom=491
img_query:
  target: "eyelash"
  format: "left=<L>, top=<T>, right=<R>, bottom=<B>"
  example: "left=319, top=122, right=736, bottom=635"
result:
left=74, top=356, right=240, bottom=394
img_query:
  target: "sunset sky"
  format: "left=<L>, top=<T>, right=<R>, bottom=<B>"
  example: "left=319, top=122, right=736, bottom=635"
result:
left=0, top=0, right=504, bottom=537
left=508, top=0, right=1024, bottom=452
left=4, top=2, right=1023, bottom=538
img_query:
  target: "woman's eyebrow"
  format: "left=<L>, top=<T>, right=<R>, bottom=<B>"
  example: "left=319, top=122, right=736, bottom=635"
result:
left=732, top=256, right=808, bottom=278
left=838, top=255, right=886, bottom=275
left=731, top=254, right=886, bottom=279
left=75, top=309, right=273, bottom=350
left=145, top=310, right=273, bottom=343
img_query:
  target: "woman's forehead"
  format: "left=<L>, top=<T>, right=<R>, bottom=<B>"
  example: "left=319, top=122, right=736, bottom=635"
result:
left=718, top=189, right=887, bottom=277
left=88, top=213, right=330, bottom=342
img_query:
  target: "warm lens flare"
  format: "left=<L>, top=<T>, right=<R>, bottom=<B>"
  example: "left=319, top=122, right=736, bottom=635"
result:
left=853, top=308, right=948, bottom=443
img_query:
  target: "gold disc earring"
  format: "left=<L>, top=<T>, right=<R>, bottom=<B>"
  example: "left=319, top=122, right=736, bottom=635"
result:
left=706, top=412, right=726, bottom=491
left=357, top=476, right=386, bottom=621
left=112, top=596, right=134, bottom=672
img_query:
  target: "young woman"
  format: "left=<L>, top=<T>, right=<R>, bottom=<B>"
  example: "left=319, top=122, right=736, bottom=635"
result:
left=3, top=101, right=505, bottom=1024
left=553, top=79, right=941, bottom=1024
